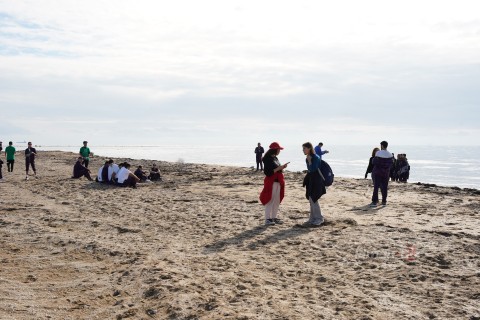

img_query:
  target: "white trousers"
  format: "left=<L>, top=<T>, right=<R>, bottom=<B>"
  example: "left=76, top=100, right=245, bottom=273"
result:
left=265, top=182, right=281, bottom=220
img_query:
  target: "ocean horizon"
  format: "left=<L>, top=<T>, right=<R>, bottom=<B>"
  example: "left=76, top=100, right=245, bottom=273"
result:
left=32, top=144, right=480, bottom=190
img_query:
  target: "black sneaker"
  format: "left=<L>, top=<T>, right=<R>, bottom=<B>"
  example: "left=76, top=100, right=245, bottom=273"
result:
left=381, top=202, right=387, bottom=206
left=265, top=219, right=275, bottom=226
left=273, top=218, right=284, bottom=225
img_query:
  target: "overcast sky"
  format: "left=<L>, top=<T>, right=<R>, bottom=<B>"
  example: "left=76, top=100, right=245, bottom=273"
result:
left=1, top=0, right=479, bottom=146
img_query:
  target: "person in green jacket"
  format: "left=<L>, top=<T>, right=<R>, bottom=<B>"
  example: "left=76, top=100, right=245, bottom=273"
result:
left=79, top=141, right=93, bottom=168
left=5, top=141, right=16, bottom=172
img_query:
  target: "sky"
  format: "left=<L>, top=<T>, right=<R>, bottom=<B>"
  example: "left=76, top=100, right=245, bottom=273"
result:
left=1, top=0, right=479, bottom=147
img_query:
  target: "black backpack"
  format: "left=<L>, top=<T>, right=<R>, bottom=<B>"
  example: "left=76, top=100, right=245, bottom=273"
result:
left=318, top=160, right=334, bottom=186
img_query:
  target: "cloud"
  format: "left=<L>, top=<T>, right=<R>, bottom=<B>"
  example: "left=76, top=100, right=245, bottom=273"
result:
left=1, top=0, right=480, bottom=146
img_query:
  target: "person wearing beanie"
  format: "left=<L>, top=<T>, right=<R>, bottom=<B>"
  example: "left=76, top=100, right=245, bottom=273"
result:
left=259, top=142, right=289, bottom=226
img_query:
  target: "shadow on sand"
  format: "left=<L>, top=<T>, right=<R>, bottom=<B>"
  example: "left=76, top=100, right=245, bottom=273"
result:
left=204, top=225, right=313, bottom=253
left=347, top=204, right=386, bottom=215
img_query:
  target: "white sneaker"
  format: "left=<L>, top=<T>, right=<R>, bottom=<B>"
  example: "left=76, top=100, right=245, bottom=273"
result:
left=25, top=176, right=29, bottom=181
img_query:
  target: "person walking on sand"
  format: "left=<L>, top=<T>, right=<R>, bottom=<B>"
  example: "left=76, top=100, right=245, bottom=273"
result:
left=79, top=141, right=93, bottom=168
left=370, top=141, right=394, bottom=207
left=72, top=157, right=93, bottom=181
left=5, top=141, right=16, bottom=172
left=254, top=142, right=265, bottom=171
left=365, top=147, right=380, bottom=181
left=314, top=142, right=329, bottom=161
left=25, top=142, right=37, bottom=180
left=259, top=142, right=289, bottom=226
left=301, top=142, right=326, bottom=227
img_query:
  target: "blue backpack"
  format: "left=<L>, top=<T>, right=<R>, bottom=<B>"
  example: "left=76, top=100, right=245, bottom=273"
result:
left=319, top=160, right=334, bottom=186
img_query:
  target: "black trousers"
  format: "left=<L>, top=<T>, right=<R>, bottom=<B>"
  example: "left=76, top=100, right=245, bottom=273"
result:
left=26, top=159, right=36, bottom=173
left=82, top=158, right=90, bottom=168
left=372, top=174, right=389, bottom=204
left=256, top=157, right=263, bottom=170
left=7, top=160, right=14, bottom=172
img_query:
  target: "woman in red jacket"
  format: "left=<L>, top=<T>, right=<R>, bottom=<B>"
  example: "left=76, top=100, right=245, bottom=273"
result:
left=260, top=142, right=289, bottom=226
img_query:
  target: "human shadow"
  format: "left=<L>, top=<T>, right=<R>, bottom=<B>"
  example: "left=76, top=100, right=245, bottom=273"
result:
left=204, top=225, right=313, bottom=253
left=347, top=204, right=386, bottom=215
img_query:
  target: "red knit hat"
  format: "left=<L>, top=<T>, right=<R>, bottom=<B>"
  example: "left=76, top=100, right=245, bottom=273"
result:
left=269, top=142, right=284, bottom=150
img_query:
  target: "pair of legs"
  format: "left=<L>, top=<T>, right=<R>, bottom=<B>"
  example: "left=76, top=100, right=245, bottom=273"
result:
left=82, top=158, right=89, bottom=168
left=372, top=174, right=389, bottom=204
left=7, top=160, right=14, bottom=172
left=265, top=182, right=281, bottom=224
left=256, top=158, right=263, bottom=171
left=74, top=169, right=93, bottom=181
left=25, top=160, right=36, bottom=178
left=307, top=197, right=324, bottom=225
left=118, top=176, right=138, bottom=188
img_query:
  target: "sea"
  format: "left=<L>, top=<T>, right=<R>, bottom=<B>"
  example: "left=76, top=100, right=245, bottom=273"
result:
left=36, top=144, right=480, bottom=190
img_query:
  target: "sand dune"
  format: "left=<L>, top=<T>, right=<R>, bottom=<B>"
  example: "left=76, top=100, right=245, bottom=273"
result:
left=0, top=151, right=479, bottom=319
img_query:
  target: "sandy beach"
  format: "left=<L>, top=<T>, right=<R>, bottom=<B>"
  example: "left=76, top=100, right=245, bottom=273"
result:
left=0, top=151, right=479, bottom=320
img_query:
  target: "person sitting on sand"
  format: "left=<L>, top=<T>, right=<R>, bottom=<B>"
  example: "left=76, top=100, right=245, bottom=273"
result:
left=96, top=160, right=112, bottom=183
left=365, top=147, right=380, bottom=181
left=148, top=163, right=162, bottom=181
left=259, top=142, right=289, bottom=226
left=72, top=157, right=93, bottom=181
left=116, top=162, right=140, bottom=188
left=134, top=165, right=149, bottom=182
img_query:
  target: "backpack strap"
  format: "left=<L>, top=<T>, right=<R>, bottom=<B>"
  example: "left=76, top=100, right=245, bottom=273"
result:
left=317, top=168, right=325, bottom=181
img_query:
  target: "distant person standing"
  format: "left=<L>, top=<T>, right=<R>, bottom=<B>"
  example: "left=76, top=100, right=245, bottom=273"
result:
left=259, top=142, right=288, bottom=226
left=396, top=154, right=410, bottom=183
left=370, top=141, right=393, bottom=207
left=25, top=142, right=37, bottom=180
left=5, top=141, right=16, bottom=172
left=0, top=158, right=3, bottom=182
left=0, top=141, right=2, bottom=153
left=314, top=142, right=329, bottom=161
left=254, top=143, right=265, bottom=171
left=79, top=141, right=92, bottom=168
left=390, top=153, right=397, bottom=181
left=365, top=147, right=380, bottom=180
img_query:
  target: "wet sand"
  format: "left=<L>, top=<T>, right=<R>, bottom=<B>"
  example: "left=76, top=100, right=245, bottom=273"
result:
left=0, top=151, right=479, bottom=319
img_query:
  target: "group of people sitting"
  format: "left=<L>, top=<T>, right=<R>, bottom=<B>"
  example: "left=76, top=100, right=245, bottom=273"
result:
left=72, top=157, right=162, bottom=188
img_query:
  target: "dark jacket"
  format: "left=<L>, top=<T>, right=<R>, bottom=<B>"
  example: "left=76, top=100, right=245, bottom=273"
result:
left=303, top=170, right=326, bottom=203
left=372, top=157, right=393, bottom=178
left=73, top=161, right=89, bottom=178
left=365, top=156, right=374, bottom=175
left=254, top=146, right=264, bottom=160
left=262, top=155, right=281, bottom=177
